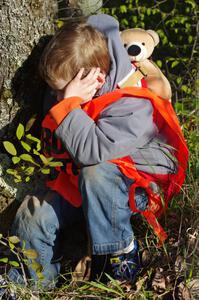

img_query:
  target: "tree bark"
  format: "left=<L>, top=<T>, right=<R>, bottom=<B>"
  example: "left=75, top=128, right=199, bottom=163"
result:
left=71, top=0, right=103, bottom=16
left=0, top=0, right=57, bottom=230
left=0, top=0, right=58, bottom=135
left=58, top=0, right=103, bottom=20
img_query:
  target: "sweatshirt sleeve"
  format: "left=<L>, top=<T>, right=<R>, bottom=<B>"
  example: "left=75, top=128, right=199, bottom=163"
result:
left=49, top=97, right=82, bottom=124
left=53, top=97, right=158, bottom=166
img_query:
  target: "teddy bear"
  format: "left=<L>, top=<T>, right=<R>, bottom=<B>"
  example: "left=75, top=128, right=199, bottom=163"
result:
left=120, top=28, right=172, bottom=100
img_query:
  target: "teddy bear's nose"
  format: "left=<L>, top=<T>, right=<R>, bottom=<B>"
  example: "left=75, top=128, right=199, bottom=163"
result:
left=128, top=45, right=141, bottom=56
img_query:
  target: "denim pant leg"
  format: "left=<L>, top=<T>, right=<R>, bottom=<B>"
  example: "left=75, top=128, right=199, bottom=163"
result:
left=79, top=162, right=148, bottom=255
left=10, top=191, right=83, bottom=288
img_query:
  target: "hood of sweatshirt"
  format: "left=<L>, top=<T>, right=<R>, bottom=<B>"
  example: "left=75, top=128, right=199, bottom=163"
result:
left=87, top=14, right=132, bottom=96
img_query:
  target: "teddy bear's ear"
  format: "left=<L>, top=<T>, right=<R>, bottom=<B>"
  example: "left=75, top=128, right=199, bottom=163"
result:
left=146, top=30, right=160, bottom=46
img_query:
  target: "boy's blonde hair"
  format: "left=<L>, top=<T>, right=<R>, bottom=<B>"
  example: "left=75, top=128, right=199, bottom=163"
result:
left=39, top=21, right=110, bottom=89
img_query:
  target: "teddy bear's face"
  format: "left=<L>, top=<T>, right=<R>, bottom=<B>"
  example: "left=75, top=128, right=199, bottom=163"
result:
left=120, top=29, right=157, bottom=62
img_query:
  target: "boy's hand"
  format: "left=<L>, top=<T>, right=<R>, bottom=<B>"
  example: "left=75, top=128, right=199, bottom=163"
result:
left=62, top=68, right=101, bottom=103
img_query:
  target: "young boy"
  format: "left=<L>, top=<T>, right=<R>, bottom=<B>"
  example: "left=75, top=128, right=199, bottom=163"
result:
left=3, top=14, right=187, bottom=293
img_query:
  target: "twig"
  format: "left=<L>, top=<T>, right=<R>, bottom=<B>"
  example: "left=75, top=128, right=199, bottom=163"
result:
left=190, top=20, right=199, bottom=61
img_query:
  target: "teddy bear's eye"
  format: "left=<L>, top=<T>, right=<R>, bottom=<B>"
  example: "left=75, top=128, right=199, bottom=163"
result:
left=124, top=43, right=127, bottom=48
left=142, top=42, right=145, bottom=46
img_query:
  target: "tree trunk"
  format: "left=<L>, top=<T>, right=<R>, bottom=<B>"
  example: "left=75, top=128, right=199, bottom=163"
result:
left=58, top=0, right=103, bottom=20
left=71, top=0, right=103, bottom=16
left=0, top=0, right=57, bottom=231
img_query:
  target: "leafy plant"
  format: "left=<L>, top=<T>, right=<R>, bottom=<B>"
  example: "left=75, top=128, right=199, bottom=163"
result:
left=0, top=234, right=44, bottom=286
left=3, top=115, right=63, bottom=183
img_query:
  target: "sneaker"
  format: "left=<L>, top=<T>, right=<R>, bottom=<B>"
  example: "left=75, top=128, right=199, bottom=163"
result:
left=110, top=240, right=141, bottom=282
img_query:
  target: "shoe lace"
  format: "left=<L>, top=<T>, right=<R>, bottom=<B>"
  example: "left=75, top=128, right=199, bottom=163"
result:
left=112, top=256, right=138, bottom=281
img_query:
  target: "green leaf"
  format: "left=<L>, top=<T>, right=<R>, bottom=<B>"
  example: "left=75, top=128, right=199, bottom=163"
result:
left=0, top=233, right=3, bottom=239
left=25, top=115, right=37, bottom=132
left=8, top=242, right=15, bottom=250
left=36, top=272, right=45, bottom=281
left=176, top=77, right=182, bottom=84
left=131, top=16, right=137, bottom=24
left=175, top=102, right=184, bottom=113
left=22, top=259, right=28, bottom=264
left=147, top=8, right=151, bottom=16
left=26, top=134, right=40, bottom=144
left=82, top=281, right=122, bottom=296
left=3, top=141, right=17, bottom=156
left=0, top=257, right=8, bottom=263
left=185, top=0, right=196, bottom=8
left=25, top=167, right=35, bottom=175
left=121, top=18, right=129, bottom=27
left=119, top=5, right=127, bottom=13
left=9, top=260, right=20, bottom=267
left=41, top=168, right=50, bottom=175
left=14, top=178, right=22, bottom=183
left=20, top=154, right=40, bottom=166
left=25, top=176, right=30, bottom=182
left=22, top=240, right=26, bottom=250
left=188, top=35, right=193, bottom=43
left=171, top=61, right=179, bottom=68
left=181, top=85, right=188, bottom=93
left=12, top=156, right=21, bottom=164
left=46, top=157, right=54, bottom=162
left=20, top=154, right=33, bottom=162
left=16, top=123, right=24, bottom=140
left=8, top=236, right=20, bottom=244
left=104, top=273, right=125, bottom=294
left=30, top=261, right=43, bottom=273
left=13, top=173, right=21, bottom=180
left=21, top=141, right=31, bottom=152
left=156, top=60, right=162, bottom=68
left=22, top=249, right=38, bottom=259
left=56, top=20, right=64, bottom=29
left=26, top=134, right=41, bottom=151
left=39, top=154, right=49, bottom=165
left=33, top=149, right=40, bottom=156
left=48, top=161, right=63, bottom=167
left=36, top=141, right=41, bottom=151
left=6, top=169, right=17, bottom=175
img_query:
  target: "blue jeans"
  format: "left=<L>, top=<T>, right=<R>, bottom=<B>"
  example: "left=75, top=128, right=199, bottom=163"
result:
left=10, top=162, right=147, bottom=287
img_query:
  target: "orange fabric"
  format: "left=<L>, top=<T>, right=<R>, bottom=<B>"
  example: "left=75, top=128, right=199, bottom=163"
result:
left=111, top=156, right=170, bottom=243
left=42, top=87, right=188, bottom=244
left=49, top=97, right=82, bottom=125
left=47, top=172, right=81, bottom=207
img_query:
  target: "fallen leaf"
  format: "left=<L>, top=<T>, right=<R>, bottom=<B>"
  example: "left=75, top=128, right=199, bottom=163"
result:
left=175, top=255, right=186, bottom=273
left=188, top=278, right=199, bottom=299
left=141, top=249, right=151, bottom=267
left=152, top=268, right=166, bottom=293
left=177, top=282, right=191, bottom=300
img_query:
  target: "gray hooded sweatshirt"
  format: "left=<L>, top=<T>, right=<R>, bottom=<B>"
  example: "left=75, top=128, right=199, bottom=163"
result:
left=54, top=14, right=176, bottom=174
